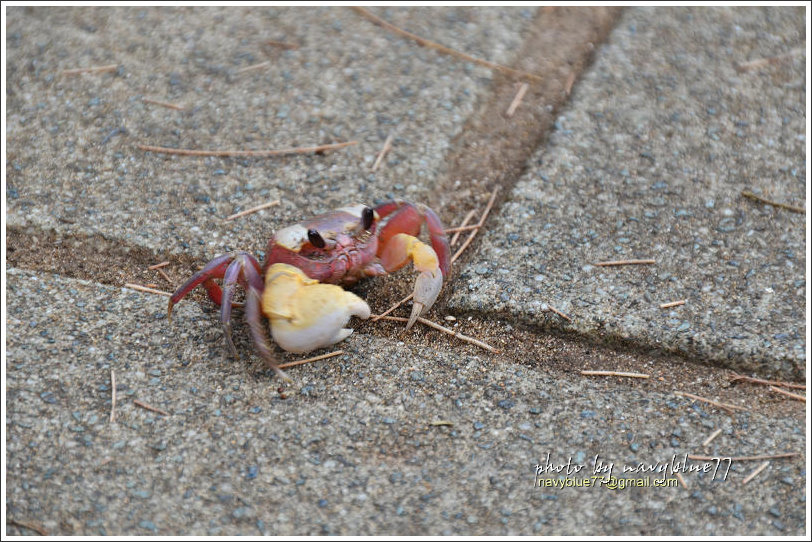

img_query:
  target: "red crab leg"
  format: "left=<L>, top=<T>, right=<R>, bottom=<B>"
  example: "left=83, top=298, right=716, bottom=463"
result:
left=167, top=253, right=235, bottom=322
left=375, top=201, right=451, bottom=277
left=379, top=233, right=444, bottom=329
left=168, top=251, right=288, bottom=380
left=167, top=253, right=262, bottom=317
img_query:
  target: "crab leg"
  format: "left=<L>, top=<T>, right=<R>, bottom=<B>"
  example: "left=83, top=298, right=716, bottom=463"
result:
left=219, top=254, right=263, bottom=359
left=243, top=271, right=291, bottom=382
left=378, top=233, right=444, bottom=329
left=167, top=252, right=262, bottom=320
left=167, top=252, right=292, bottom=377
left=375, top=201, right=451, bottom=277
left=168, top=253, right=232, bottom=321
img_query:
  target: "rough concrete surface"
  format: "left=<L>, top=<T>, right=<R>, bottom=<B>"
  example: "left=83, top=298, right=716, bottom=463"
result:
left=5, top=269, right=807, bottom=535
left=450, top=6, right=807, bottom=380
left=6, top=6, right=535, bottom=257
left=4, top=5, right=808, bottom=536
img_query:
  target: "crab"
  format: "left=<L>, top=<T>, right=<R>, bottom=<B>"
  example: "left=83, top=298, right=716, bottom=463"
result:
left=167, top=201, right=451, bottom=381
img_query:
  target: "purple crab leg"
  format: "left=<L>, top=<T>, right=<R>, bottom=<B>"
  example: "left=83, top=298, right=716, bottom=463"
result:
left=219, top=253, right=264, bottom=359
left=220, top=260, right=244, bottom=359
left=245, top=287, right=291, bottom=383
left=167, top=253, right=235, bottom=322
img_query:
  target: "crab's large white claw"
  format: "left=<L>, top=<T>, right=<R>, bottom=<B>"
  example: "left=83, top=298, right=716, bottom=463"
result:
left=262, top=264, right=370, bottom=354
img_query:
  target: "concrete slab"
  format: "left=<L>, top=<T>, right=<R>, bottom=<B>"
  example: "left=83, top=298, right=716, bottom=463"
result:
left=6, top=269, right=805, bottom=535
left=5, top=6, right=808, bottom=537
left=450, top=7, right=806, bottom=380
left=6, top=6, right=536, bottom=256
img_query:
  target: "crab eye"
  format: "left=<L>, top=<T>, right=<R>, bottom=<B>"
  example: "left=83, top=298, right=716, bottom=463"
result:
left=307, top=229, right=326, bottom=248
left=361, top=206, right=374, bottom=230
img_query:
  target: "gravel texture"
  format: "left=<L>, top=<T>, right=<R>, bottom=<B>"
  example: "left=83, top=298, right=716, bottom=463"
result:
left=450, top=7, right=807, bottom=380
left=6, top=269, right=806, bottom=535
left=6, top=6, right=535, bottom=256
left=4, top=6, right=808, bottom=536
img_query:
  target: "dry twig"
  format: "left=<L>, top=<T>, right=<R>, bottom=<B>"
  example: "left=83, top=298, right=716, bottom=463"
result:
left=741, top=190, right=804, bottom=214
left=374, top=315, right=499, bottom=353
left=449, top=209, right=477, bottom=247
left=124, top=283, right=172, bottom=297
left=352, top=7, right=542, bottom=82
left=225, top=199, right=281, bottom=221
left=429, top=420, right=454, bottom=427
left=659, top=299, right=686, bottom=309
left=371, top=134, right=394, bottom=171
left=61, top=63, right=118, bottom=76
left=371, top=293, right=413, bottom=322
left=580, top=370, right=650, bottom=379
left=237, top=61, right=271, bottom=74
left=736, top=47, right=804, bottom=72
left=728, top=373, right=805, bottom=390
left=133, top=399, right=171, bottom=417
left=137, top=140, right=358, bottom=158
left=156, top=268, right=174, bottom=286
left=148, top=261, right=171, bottom=270
left=702, top=428, right=723, bottom=448
left=505, top=82, right=529, bottom=117
left=444, top=224, right=481, bottom=234
left=769, top=386, right=806, bottom=402
left=674, top=391, right=748, bottom=414
left=451, top=187, right=500, bottom=264
left=277, top=350, right=344, bottom=369
left=741, top=461, right=770, bottom=485
left=142, top=97, right=185, bottom=111
left=545, top=304, right=572, bottom=322
left=675, top=471, right=688, bottom=489
left=595, top=259, right=656, bottom=267
left=264, top=39, right=299, bottom=50
left=8, top=519, right=49, bottom=536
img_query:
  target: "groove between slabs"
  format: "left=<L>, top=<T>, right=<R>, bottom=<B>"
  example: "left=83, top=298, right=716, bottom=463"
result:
left=432, top=7, right=623, bottom=243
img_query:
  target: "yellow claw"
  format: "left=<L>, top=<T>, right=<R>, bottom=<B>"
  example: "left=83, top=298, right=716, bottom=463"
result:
left=379, top=233, right=444, bottom=329
left=261, top=264, right=370, bottom=354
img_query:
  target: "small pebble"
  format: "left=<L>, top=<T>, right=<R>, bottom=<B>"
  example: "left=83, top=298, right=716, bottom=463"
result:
left=232, top=506, right=253, bottom=519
